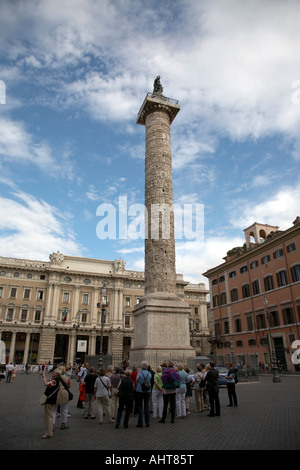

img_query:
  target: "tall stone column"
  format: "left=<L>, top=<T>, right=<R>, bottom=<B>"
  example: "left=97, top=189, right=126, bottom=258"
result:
left=130, top=77, right=195, bottom=367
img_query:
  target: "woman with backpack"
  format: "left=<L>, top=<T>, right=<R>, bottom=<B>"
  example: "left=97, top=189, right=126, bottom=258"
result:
left=136, top=361, right=152, bottom=428
left=159, top=361, right=180, bottom=424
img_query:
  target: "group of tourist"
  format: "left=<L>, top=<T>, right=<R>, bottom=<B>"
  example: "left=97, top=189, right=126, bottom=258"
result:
left=0, top=362, right=17, bottom=383
left=40, top=359, right=239, bottom=438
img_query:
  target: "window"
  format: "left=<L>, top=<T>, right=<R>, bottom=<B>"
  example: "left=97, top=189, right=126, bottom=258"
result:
left=82, top=313, right=88, bottom=323
left=268, top=310, right=280, bottom=327
left=256, top=313, right=266, bottom=329
left=235, top=318, right=242, bottom=332
left=6, top=307, right=14, bottom=321
left=27, top=273, right=32, bottom=279
left=213, top=295, right=219, bottom=307
left=231, top=288, right=238, bottom=302
left=288, top=333, right=296, bottom=343
left=261, top=255, right=271, bottom=265
left=248, top=339, right=256, bottom=346
left=282, top=307, right=294, bottom=324
left=220, top=292, right=227, bottom=305
left=35, top=310, right=41, bottom=322
left=63, top=292, right=69, bottom=303
left=264, top=275, right=274, bottom=291
left=277, top=270, right=287, bottom=287
left=242, top=284, right=250, bottom=298
left=125, top=315, right=131, bottom=328
left=136, top=297, right=141, bottom=304
left=287, top=242, right=296, bottom=253
left=260, top=337, right=268, bottom=346
left=215, top=323, right=221, bottom=336
left=240, top=265, right=248, bottom=274
left=10, top=287, right=17, bottom=298
left=291, top=264, right=300, bottom=282
left=252, top=279, right=260, bottom=295
left=0, top=286, right=3, bottom=298
left=37, top=290, right=44, bottom=300
left=20, top=309, right=28, bottom=322
left=236, top=340, right=243, bottom=347
left=82, top=294, right=89, bottom=305
left=219, top=276, right=225, bottom=283
left=224, top=321, right=229, bottom=334
left=194, top=307, right=198, bottom=315
left=273, top=249, right=283, bottom=259
left=229, top=271, right=236, bottom=278
left=212, top=279, right=218, bottom=285
left=14, top=272, right=19, bottom=278
left=23, top=288, right=31, bottom=299
left=125, top=297, right=130, bottom=307
left=246, top=316, right=253, bottom=331
left=40, top=275, right=46, bottom=280
left=250, top=260, right=259, bottom=269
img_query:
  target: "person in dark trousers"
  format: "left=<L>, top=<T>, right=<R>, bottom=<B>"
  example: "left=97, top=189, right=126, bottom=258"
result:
left=83, top=367, right=97, bottom=419
left=205, top=361, right=220, bottom=417
left=225, top=362, right=238, bottom=407
left=115, top=369, right=134, bottom=429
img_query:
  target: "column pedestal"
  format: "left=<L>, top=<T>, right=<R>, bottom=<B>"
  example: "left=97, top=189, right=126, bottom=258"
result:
left=130, top=294, right=194, bottom=367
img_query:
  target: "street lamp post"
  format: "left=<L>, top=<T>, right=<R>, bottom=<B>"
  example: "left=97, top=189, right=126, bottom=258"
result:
left=72, top=313, right=80, bottom=376
left=97, top=286, right=109, bottom=370
left=265, top=297, right=281, bottom=383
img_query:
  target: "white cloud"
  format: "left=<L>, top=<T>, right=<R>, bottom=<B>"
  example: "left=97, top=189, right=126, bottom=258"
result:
left=175, top=236, right=244, bottom=287
left=0, top=191, right=84, bottom=260
left=0, top=117, right=74, bottom=177
left=229, top=181, right=300, bottom=231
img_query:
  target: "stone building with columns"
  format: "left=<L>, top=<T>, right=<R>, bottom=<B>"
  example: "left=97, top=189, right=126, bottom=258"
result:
left=0, top=251, right=209, bottom=366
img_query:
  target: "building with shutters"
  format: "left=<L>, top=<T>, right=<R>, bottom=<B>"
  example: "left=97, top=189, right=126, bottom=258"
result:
left=203, top=217, right=300, bottom=371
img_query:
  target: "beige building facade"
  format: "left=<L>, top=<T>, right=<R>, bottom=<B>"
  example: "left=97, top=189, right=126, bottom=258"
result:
left=0, top=251, right=209, bottom=366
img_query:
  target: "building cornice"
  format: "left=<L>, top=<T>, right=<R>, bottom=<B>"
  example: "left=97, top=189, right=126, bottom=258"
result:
left=203, top=221, right=300, bottom=278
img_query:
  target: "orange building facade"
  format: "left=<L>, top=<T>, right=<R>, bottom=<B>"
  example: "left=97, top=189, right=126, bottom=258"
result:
left=203, top=218, right=300, bottom=371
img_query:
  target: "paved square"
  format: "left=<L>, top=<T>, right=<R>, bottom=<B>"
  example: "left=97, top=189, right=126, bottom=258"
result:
left=0, top=372, right=299, bottom=451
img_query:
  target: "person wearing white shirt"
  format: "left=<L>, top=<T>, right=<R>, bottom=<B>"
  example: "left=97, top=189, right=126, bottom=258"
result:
left=94, top=368, right=114, bottom=424
left=6, top=363, right=14, bottom=383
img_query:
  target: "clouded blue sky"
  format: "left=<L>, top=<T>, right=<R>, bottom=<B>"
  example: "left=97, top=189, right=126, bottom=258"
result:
left=1, top=0, right=300, bottom=286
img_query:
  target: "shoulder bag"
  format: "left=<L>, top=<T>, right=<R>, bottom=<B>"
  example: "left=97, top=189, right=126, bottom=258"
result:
left=100, top=377, right=111, bottom=398
left=39, top=386, right=59, bottom=405
left=58, top=376, right=73, bottom=401
left=141, top=371, right=150, bottom=391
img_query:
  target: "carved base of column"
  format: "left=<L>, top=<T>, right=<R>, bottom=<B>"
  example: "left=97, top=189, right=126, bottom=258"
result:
left=130, top=295, right=195, bottom=367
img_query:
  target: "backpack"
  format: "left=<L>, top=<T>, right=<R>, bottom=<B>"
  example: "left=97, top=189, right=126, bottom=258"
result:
left=141, top=371, right=150, bottom=391
left=230, top=368, right=238, bottom=384
left=162, top=369, right=180, bottom=389
left=194, top=372, right=205, bottom=389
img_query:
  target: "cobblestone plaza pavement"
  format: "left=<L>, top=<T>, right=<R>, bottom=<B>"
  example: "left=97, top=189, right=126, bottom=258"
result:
left=0, top=372, right=299, bottom=455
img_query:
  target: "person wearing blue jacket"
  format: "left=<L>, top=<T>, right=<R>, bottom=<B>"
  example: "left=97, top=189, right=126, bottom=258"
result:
left=136, top=360, right=152, bottom=428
